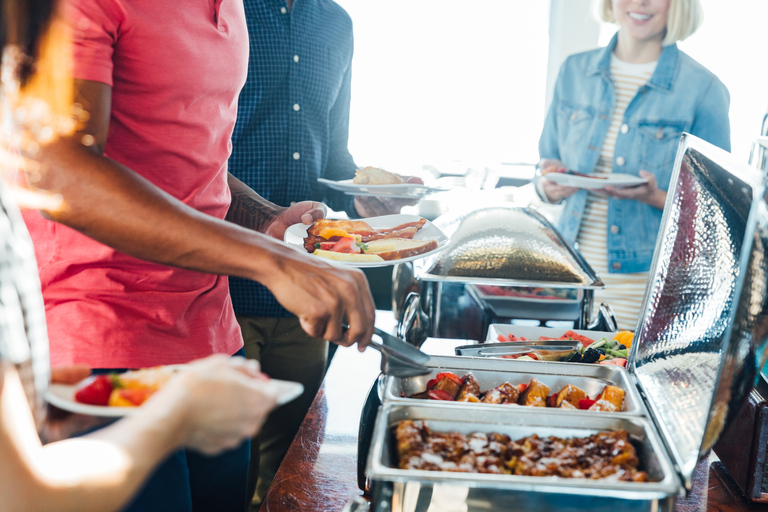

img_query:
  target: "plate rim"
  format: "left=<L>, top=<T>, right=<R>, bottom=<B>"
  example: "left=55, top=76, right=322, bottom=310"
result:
left=316, top=177, right=448, bottom=197
left=545, top=172, right=648, bottom=189
left=47, top=377, right=304, bottom=417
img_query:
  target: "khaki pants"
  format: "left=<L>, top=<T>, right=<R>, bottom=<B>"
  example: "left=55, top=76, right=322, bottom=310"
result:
left=237, top=316, right=328, bottom=510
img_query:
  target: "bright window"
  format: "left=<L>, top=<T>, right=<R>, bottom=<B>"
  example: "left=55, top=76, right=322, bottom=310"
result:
left=340, top=1, right=768, bottom=170
left=335, top=0, right=550, bottom=171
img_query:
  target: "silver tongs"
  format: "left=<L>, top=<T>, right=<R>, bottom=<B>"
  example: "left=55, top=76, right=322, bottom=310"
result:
left=454, top=340, right=580, bottom=361
left=369, top=327, right=431, bottom=377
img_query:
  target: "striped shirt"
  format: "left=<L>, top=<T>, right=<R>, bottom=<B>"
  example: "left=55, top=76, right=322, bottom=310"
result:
left=0, top=180, right=50, bottom=431
left=576, top=56, right=657, bottom=331
left=228, top=0, right=358, bottom=318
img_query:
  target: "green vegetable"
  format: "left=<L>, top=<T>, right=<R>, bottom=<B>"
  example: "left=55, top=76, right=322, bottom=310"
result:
left=356, top=241, right=368, bottom=250
left=315, top=242, right=321, bottom=249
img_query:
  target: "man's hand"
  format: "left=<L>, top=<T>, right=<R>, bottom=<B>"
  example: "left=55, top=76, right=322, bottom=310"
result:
left=259, top=251, right=375, bottom=351
left=601, top=170, right=666, bottom=210
left=353, top=176, right=424, bottom=218
left=264, top=201, right=327, bottom=239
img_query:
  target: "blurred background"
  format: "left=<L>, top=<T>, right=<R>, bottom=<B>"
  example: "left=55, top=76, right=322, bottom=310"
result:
left=336, top=0, right=768, bottom=179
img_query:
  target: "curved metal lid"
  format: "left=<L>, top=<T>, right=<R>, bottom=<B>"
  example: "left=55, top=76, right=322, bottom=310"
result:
left=631, top=134, right=768, bottom=491
left=414, top=206, right=604, bottom=289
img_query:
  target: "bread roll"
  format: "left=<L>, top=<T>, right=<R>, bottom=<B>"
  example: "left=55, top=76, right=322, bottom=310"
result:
left=352, top=166, right=403, bottom=185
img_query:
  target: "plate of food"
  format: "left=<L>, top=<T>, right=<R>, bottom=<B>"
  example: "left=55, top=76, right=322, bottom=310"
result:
left=47, top=366, right=304, bottom=417
left=544, top=171, right=648, bottom=189
left=318, top=167, right=448, bottom=199
left=284, top=213, right=449, bottom=267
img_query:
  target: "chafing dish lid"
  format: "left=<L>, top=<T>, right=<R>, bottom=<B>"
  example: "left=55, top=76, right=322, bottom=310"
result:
left=630, top=133, right=768, bottom=492
left=414, top=207, right=604, bottom=289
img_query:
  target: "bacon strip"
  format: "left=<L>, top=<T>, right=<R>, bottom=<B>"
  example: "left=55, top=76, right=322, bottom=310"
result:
left=303, top=219, right=428, bottom=253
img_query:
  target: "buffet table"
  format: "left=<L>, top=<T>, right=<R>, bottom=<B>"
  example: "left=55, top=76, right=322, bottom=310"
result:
left=260, top=317, right=768, bottom=512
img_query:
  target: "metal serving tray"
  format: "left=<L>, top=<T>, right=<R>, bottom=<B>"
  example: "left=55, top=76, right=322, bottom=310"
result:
left=485, top=325, right=615, bottom=344
left=367, top=402, right=680, bottom=512
left=380, top=355, right=644, bottom=415
left=467, top=284, right=584, bottom=321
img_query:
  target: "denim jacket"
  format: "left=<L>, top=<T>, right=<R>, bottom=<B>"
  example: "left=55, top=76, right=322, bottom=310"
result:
left=537, top=33, right=730, bottom=274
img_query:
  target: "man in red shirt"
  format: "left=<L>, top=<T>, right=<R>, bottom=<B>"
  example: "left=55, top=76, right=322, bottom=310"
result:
left=20, top=0, right=375, bottom=510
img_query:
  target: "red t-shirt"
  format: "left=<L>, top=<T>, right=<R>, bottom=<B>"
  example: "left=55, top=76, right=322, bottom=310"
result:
left=24, top=0, right=248, bottom=368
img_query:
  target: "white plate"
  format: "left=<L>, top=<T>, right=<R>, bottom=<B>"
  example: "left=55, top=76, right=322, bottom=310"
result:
left=47, top=377, right=304, bottom=417
left=283, top=213, right=450, bottom=268
left=317, top=178, right=448, bottom=199
left=544, top=172, right=648, bottom=189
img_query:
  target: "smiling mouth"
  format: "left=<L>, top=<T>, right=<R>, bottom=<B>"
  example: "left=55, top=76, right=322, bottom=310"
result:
left=628, top=12, right=652, bottom=21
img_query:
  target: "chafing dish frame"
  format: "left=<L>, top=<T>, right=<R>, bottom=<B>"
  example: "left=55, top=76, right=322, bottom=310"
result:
left=366, top=133, right=768, bottom=511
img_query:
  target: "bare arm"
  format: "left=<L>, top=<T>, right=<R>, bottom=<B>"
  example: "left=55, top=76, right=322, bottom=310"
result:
left=24, top=79, right=374, bottom=347
left=0, top=357, right=277, bottom=512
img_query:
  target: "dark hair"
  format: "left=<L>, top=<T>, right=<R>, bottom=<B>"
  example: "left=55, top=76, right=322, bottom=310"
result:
left=2, top=0, right=58, bottom=84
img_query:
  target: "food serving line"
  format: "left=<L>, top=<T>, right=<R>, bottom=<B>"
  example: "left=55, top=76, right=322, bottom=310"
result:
left=262, top=134, right=768, bottom=512
left=258, top=328, right=750, bottom=512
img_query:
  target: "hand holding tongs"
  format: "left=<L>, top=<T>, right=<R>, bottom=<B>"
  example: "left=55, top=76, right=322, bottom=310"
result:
left=369, top=327, right=431, bottom=377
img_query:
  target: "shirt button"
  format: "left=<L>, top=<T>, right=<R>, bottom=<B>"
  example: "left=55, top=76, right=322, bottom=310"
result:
left=293, top=103, right=300, bottom=111
left=280, top=6, right=287, bottom=13
left=616, top=156, right=625, bottom=166
left=612, top=262, right=622, bottom=270
left=293, top=55, right=299, bottom=62
left=620, top=124, right=629, bottom=134
left=293, top=152, right=300, bottom=160
left=610, top=225, right=619, bottom=234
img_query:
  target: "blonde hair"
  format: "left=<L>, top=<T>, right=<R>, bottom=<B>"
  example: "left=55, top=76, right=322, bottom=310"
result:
left=597, top=0, right=703, bottom=45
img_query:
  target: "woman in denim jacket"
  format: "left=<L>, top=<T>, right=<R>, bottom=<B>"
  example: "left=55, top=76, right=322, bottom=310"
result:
left=536, top=0, right=730, bottom=329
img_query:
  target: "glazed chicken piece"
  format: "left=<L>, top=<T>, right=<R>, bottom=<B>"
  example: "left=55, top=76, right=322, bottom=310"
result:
left=481, top=382, right=519, bottom=404
left=589, top=385, right=625, bottom=412
left=456, top=373, right=481, bottom=402
left=518, top=378, right=550, bottom=407
left=431, top=375, right=462, bottom=400
left=555, top=384, right=586, bottom=408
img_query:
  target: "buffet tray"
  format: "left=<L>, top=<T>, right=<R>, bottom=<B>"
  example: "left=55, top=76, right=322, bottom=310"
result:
left=367, top=402, right=680, bottom=511
left=380, top=355, right=644, bottom=415
left=485, top=325, right=615, bottom=344
left=467, top=284, right=584, bottom=320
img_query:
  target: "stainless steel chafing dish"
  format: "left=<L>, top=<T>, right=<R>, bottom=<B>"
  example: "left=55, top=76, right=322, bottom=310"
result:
left=361, top=134, right=768, bottom=511
left=380, top=355, right=645, bottom=415
left=392, top=207, right=606, bottom=345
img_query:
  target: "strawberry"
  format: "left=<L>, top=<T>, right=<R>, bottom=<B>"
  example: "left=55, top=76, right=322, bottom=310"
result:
left=74, top=375, right=115, bottom=406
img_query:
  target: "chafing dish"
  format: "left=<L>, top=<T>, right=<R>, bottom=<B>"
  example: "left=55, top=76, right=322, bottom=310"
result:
left=369, top=403, right=679, bottom=511
left=379, top=355, right=644, bottom=415
left=393, top=207, right=606, bottom=346
left=361, top=134, right=768, bottom=511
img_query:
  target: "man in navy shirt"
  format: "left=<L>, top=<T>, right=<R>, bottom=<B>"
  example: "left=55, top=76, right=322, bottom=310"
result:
left=229, top=0, right=414, bottom=506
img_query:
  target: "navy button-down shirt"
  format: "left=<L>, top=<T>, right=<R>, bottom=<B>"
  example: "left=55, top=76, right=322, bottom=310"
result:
left=229, top=0, right=358, bottom=317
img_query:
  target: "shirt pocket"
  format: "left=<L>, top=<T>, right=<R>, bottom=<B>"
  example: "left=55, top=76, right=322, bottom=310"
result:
left=637, top=121, right=687, bottom=177
left=557, top=103, right=594, bottom=154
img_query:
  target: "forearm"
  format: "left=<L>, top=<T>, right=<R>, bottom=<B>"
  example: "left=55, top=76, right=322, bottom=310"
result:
left=1, top=365, right=185, bottom=512
left=226, top=173, right=282, bottom=232
left=33, top=138, right=287, bottom=284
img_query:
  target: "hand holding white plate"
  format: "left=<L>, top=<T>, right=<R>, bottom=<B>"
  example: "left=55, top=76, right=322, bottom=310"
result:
left=283, top=214, right=449, bottom=268
left=47, top=378, right=304, bottom=417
